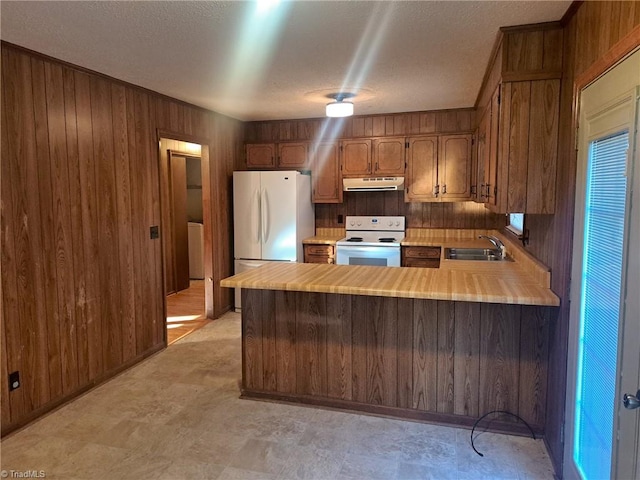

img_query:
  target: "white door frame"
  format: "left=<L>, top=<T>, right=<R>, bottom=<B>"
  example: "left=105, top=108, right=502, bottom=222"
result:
left=564, top=49, right=640, bottom=479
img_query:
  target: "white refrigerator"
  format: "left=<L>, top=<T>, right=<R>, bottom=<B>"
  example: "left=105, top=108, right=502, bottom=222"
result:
left=233, top=170, right=315, bottom=311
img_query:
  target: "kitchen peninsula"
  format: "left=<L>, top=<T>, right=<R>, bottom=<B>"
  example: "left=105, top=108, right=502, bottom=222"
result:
left=221, top=236, right=559, bottom=435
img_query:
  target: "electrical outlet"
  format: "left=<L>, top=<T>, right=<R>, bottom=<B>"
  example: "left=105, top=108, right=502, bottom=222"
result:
left=9, top=371, right=20, bottom=391
left=150, top=226, right=159, bottom=239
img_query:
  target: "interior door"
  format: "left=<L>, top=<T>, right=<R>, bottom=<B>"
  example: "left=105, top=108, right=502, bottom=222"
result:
left=565, top=49, right=640, bottom=480
left=169, top=152, right=190, bottom=292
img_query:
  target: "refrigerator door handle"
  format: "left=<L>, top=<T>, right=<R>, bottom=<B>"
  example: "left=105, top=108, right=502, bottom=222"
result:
left=255, top=188, right=261, bottom=244
left=263, top=189, right=270, bottom=243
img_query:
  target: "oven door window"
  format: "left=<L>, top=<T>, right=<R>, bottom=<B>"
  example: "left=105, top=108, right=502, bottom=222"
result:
left=336, top=246, right=400, bottom=267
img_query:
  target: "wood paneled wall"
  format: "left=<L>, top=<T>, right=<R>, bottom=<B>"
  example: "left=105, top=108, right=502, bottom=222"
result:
left=245, top=109, right=505, bottom=230
left=244, top=108, right=476, bottom=143
left=316, top=192, right=505, bottom=230
left=0, top=43, right=243, bottom=434
left=243, top=289, right=553, bottom=434
left=523, top=2, right=640, bottom=476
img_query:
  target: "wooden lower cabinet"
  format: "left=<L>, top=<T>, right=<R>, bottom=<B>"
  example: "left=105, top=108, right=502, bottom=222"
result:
left=402, top=246, right=440, bottom=268
left=303, top=244, right=335, bottom=264
left=241, top=289, right=553, bottom=434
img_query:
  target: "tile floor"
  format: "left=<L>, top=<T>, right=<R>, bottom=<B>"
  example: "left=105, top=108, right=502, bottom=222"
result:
left=0, top=312, right=555, bottom=480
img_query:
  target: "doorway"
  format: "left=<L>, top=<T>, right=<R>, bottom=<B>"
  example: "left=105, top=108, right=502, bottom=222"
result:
left=159, top=137, right=210, bottom=345
left=564, top=49, right=640, bottom=479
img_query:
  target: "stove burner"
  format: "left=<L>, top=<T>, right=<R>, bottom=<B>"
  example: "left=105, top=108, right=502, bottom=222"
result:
left=346, top=237, right=363, bottom=242
left=378, top=237, right=397, bottom=243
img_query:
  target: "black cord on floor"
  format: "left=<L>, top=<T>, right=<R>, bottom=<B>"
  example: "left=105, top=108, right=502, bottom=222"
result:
left=470, top=410, right=536, bottom=457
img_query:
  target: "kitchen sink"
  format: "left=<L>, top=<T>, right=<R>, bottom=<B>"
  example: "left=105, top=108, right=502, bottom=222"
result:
left=444, top=247, right=513, bottom=261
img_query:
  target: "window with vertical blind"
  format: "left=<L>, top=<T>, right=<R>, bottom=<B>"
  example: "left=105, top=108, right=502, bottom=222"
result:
left=574, top=130, right=629, bottom=480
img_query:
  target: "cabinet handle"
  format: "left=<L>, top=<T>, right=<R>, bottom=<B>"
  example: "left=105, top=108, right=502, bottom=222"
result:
left=480, top=184, right=486, bottom=198
left=433, top=185, right=439, bottom=196
left=442, top=184, right=447, bottom=194
left=486, top=183, right=491, bottom=198
left=471, top=185, right=477, bottom=195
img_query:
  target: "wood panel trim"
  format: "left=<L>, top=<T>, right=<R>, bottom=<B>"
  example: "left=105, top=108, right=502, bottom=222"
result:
left=474, top=32, right=504, bottom=108
left=574, top=23, right=640, bottom=91
left=240, top=389, right=544, bottom=436
left=501, top=70, right=563, bottom=82
left=559, top=1, right=584, bottom=27
left=500, top=21, right=563, bottom=34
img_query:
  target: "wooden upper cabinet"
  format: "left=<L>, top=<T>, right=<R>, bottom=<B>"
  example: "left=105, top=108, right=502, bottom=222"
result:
left=405, top=136, right=438, bottom=202
left=311, top=142, right=342, bottom=203
left=439, top=134, right=472, bottom=201
left=372, top=136, right=405, bottom=175
left=476, top=24, right=561, bottom=214
left=278, top=142, right=308, bottom=169
left=341, top=139, right=372, bottom=176
left=475, top=85, right=500, bottom=205
left=246, top=143, right=276, bottom=169
left=486, top=85, right=500, bottom=207
left=475, top=107, right=489, bottom=203
left=246, top=142, right=309, bottom=170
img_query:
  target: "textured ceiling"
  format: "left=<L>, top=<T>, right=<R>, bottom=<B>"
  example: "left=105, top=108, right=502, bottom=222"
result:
left=0, top=1, right=571, bottom=121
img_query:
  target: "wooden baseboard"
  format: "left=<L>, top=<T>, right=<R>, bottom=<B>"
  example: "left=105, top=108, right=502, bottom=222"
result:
left=1, top=343, right=165, bottom=438
left=241, top=389, right=544, bottom=437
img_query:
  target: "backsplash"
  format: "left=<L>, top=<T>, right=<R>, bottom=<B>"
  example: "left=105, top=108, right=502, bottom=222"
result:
left=315, top=191, right=506, bottom=230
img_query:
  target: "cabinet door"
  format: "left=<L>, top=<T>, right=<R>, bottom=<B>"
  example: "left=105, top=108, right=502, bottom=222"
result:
left=486, top=85, right=501, bottom=207
left=405, top=136, right=438, bottom=201
left=246, top=143, right=276, bottom=169
left=475, top=107, right=490, bottom=204
left=278, top=142, right=308, bottom=169
left=372, top=136, right=405, bottom=175
left=439, top=134, right=472, bottom=200
left=311, top=142, right=342, bottom=203
left=341, top=139, right=371, bottom=176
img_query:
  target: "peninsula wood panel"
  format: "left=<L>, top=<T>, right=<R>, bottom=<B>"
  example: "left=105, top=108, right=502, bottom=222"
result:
left=326, top=294, right=352, bottom=400
left=1, top=42, right=242, bottom=434
left=241, top=289, right=552, bottom=432
left=296, top=292, right=328, bottom=397
left=274, top=291, right=297, bottom=394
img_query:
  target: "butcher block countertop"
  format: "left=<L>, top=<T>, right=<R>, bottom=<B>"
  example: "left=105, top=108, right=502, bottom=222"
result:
left=221, top=258, right=560, bottom=307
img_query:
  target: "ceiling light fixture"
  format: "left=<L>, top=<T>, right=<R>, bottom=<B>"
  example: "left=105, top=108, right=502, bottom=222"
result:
left=326, top=93, right=355, bottom=118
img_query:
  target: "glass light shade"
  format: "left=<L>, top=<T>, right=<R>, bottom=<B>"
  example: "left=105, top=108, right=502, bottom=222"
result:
left=326, top=100, right=354, bottom=117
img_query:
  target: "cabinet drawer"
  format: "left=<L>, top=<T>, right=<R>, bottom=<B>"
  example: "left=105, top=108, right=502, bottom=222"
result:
left=304, top=254, right=335, bottom=264
left=403, top=258, right=440, bottom=268
left=304, top=245, right=335, bottom=257
left=403, top=246, right=441, bottom=259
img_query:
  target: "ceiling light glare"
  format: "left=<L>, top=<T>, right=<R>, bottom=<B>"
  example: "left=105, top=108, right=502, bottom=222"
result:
left=326, top=100, right=354, bottom=118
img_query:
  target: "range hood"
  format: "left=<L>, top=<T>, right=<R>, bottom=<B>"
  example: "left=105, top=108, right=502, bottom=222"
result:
left=343, top=177, right=405, bottom=192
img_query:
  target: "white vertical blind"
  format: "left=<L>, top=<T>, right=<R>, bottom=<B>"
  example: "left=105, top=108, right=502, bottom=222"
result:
left=575, top=131, right=629, bottom=479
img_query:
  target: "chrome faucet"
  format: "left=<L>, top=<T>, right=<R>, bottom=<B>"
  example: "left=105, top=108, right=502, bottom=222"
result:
left=478, top=235, right=506, bottom=258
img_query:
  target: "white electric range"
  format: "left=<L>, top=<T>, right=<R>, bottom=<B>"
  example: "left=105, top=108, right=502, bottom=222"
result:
left=335, top=216, right=405, bottom=267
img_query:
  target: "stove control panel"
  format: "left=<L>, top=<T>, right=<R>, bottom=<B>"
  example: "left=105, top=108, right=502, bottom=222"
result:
left=345, top=216, right=405, bottom=231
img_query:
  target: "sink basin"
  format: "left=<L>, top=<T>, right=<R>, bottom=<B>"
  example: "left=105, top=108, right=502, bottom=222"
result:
left=444, top=247, right=513, bottom=261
